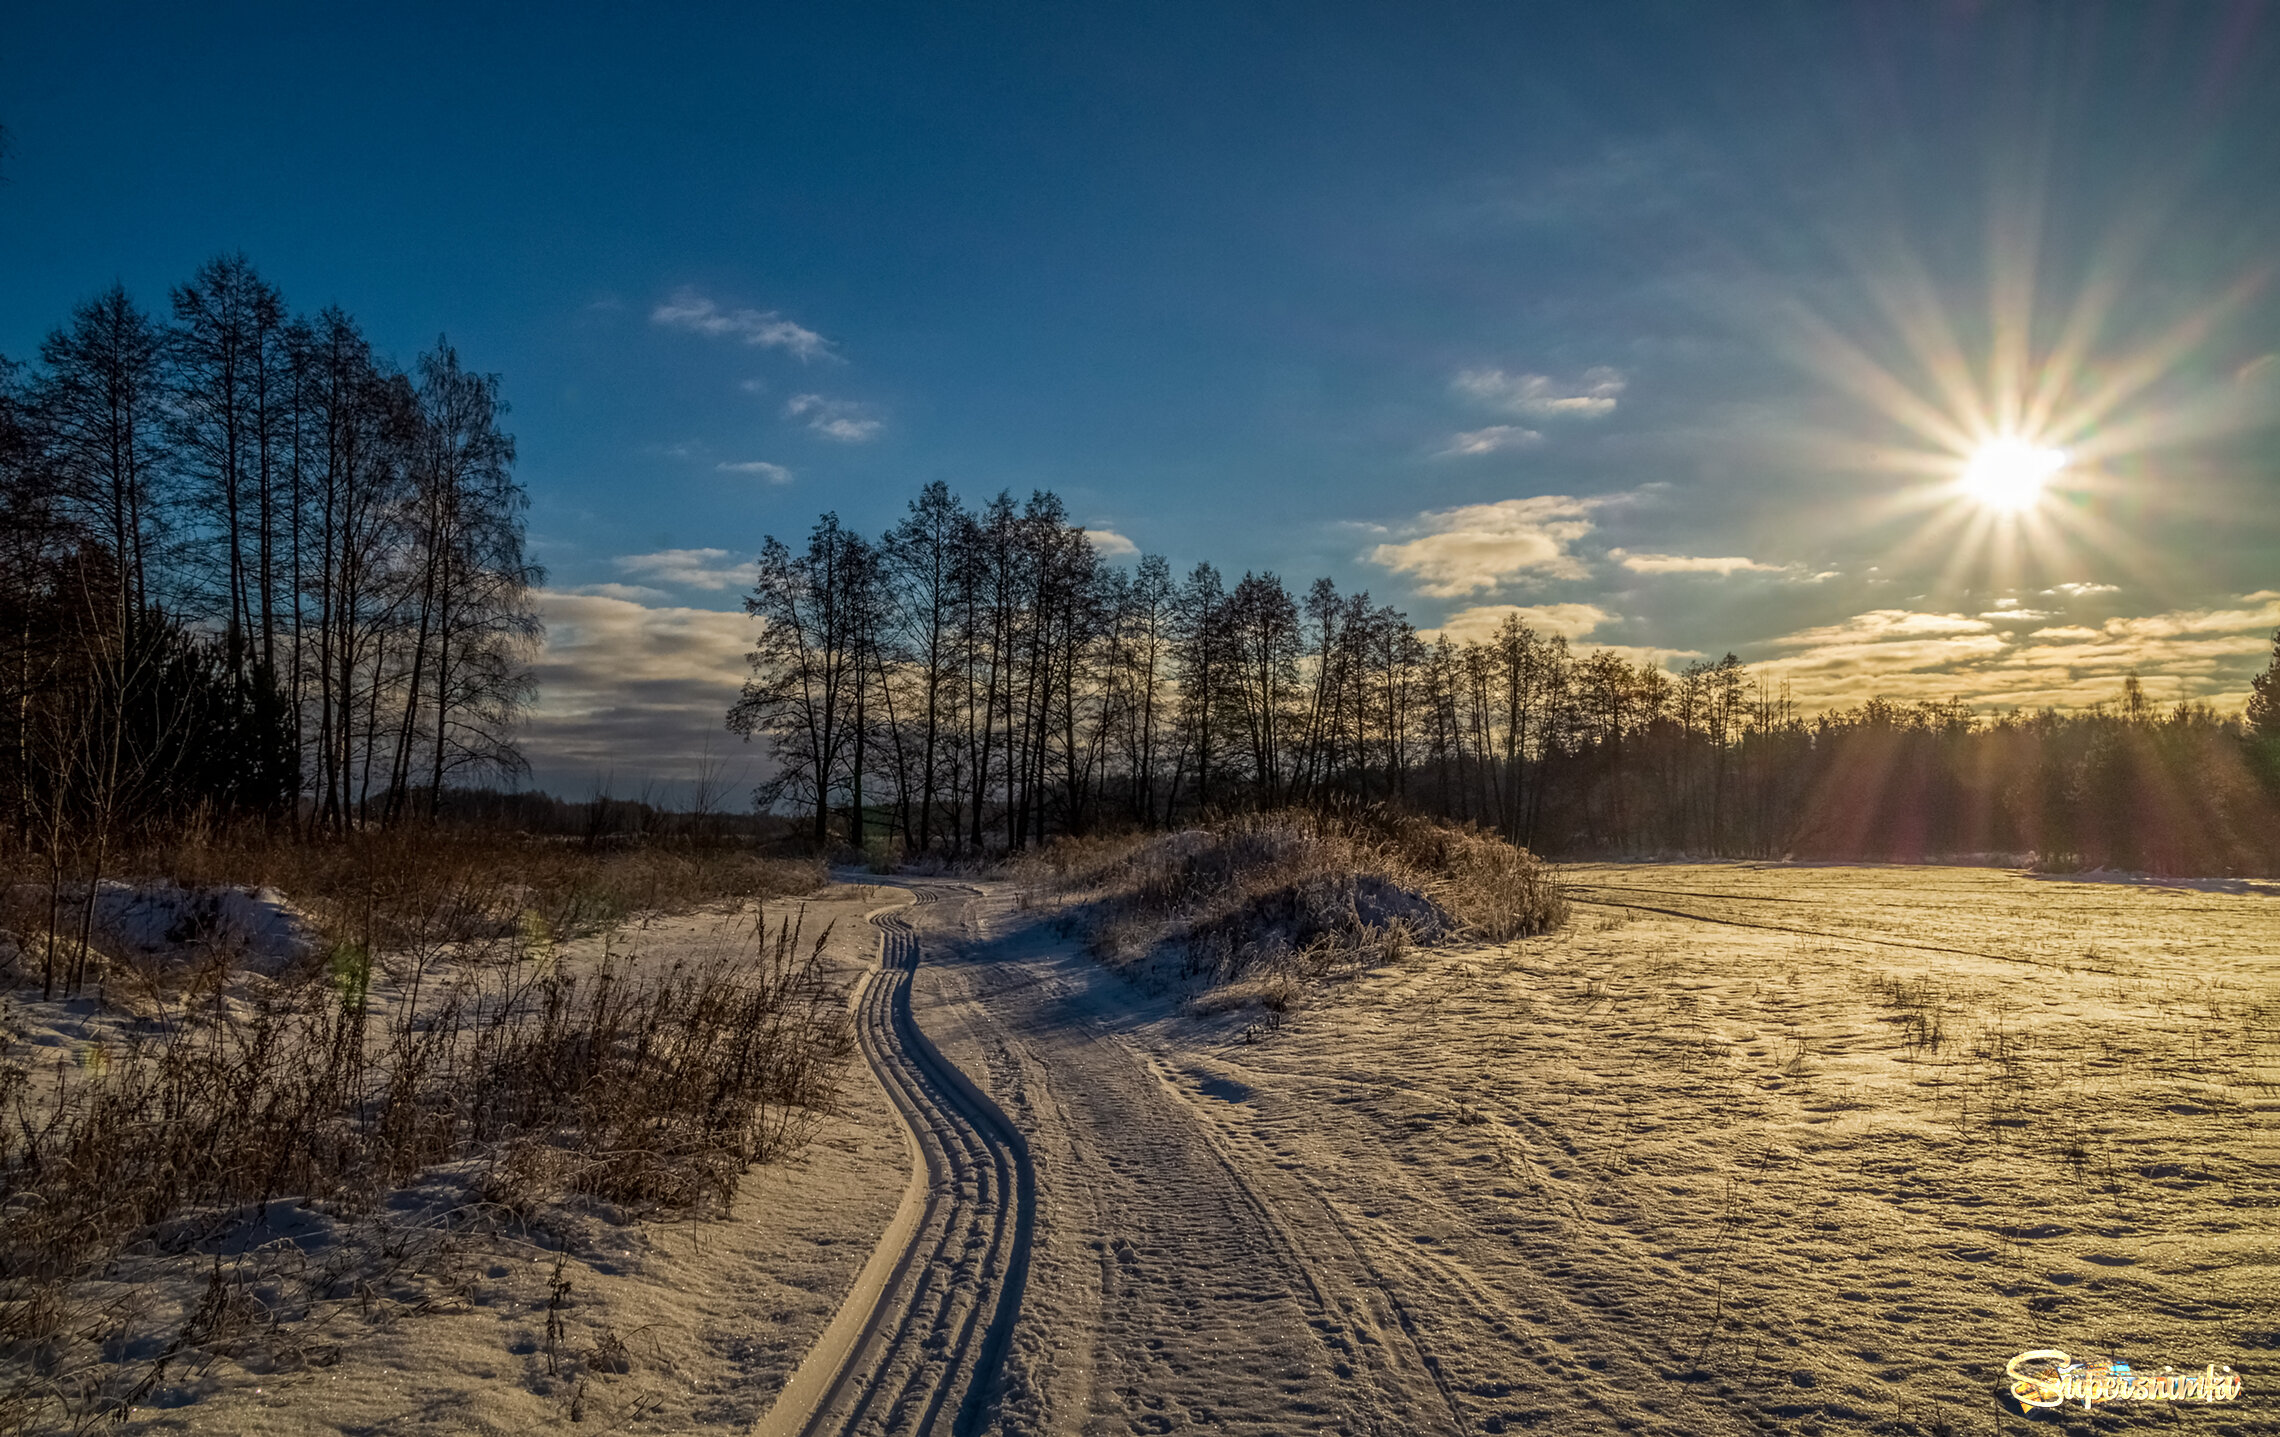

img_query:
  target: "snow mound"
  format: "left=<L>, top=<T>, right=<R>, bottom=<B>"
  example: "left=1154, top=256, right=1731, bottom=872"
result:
left=93, top=880, right=324, bottom=975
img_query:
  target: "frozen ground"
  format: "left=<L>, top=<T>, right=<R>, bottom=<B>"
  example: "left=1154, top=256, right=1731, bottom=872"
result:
left=49, top=863, right=2274, bottom=1433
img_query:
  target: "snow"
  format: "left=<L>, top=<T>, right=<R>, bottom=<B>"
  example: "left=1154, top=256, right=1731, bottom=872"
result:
left=44, top=887, right=915, bottom=1436
left=16, top=862, right=2272, bottom=1433
left=3, top=878, right=323, bottom=980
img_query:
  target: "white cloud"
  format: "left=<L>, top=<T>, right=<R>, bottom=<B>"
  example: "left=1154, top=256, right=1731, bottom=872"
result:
left=1977, top=608, right=2052, bottom=622
left=1609, top=549, right=1780, bottom=576
left=1753, top=611, right=2010, bottom=700
left=2044, top=581, right=2121, bottom=598
left=1425, top=603, right=1701, bottom=668
left=716, top=460, right=793, bottom=484
left=1437, top=425, right=1544, bottom=457
left=786, top=393, right=884, bottom=443
left=1586, top=644, right=1709, bottom=668
left=1367, top=496, right=1597, bottom=597
left=1772, top=610, right=1998, bottom=648
left=613, top=548, right=750, bottom=592
left=651, top=289, right=836, bottom=361
left=522, top=591, right=757, bottom=790
left=573, top=582, right=670, bottom=602
left=1453, top=366, right=1625, bottom=419
left=1426, top=602, right=1614, bottom=644
left=1087, top=528, right=1140, bottom=558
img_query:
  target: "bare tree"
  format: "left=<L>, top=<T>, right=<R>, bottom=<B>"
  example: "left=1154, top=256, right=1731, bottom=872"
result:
left=882, top=481, right=967, bottom=852
left=1225, top=571, right=1300, bottom=805
left=1169, top=562, right=1228, bottom=817
left=37, top=286, right=170, bottom=637
left=169, top=254, right=285, bottom=697
left=730, top=515, right=875, bottom=848
left=387, top=339, right=537, bottom=815
left=301, top=312, right=413, bottom=831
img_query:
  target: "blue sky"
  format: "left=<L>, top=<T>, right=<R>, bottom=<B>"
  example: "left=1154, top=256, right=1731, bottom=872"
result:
left=5, top=2, right=2277, bottom=794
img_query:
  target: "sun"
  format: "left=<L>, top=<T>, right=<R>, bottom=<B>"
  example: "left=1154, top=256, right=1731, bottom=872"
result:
left=1959, top=437, right=2066, bottom=512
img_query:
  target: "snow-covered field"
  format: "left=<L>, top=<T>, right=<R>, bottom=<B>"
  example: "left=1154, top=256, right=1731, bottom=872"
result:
left=33, top=862, right=2270, bottom=1434
left=912, top=863, right=2275, bottom=1434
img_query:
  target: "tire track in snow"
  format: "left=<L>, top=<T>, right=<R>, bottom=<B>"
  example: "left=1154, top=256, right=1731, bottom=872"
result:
left=755, top=889, right=1033, bottom=1437
left=932, top=902, right=1438, bottom=1436
left=1137, top=1052, right=1471, bottom=1435
left=1563, top=888, right=2036, bottom=965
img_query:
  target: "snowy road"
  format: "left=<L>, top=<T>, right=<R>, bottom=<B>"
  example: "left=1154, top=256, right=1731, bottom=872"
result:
left=802, top=884, right=1578, bottom=1437
left=759, top=888, right=1034, bottom=1437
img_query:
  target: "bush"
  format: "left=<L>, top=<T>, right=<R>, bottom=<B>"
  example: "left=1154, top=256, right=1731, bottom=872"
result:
left=1026, top=807, right=1566, bottom=998
left=0, top=831, right=840, bottom=1431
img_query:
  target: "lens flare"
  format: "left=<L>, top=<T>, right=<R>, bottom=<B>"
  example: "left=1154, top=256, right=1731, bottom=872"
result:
left=1960, top=438, right=2066, bottom=512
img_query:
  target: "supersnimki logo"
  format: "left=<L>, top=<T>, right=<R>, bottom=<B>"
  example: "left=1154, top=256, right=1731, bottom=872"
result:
left=2007, top=1350, right=2242, bottom=1411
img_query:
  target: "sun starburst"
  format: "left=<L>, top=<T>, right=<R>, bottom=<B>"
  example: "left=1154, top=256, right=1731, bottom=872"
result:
left=1764, top=201, right=2266, bottom=600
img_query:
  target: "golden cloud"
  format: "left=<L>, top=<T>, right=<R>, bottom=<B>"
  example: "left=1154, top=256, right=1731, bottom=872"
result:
left=1367, top=496, right=1596, bottom=596
left=1750, top=594, right=2280, bottom=712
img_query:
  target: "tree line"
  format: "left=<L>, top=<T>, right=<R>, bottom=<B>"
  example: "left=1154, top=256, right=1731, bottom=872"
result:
left=733, top=483, right=2280, bottom=873
left=0, top=255, right=541, bottom=878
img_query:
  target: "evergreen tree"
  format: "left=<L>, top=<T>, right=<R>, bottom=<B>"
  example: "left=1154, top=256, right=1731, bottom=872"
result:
left=2248, top=627, right=2280, bottom=745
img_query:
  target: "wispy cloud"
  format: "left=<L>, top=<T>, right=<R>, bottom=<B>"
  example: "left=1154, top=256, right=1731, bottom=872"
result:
left=1437, top=425, right=1544, bottom=457
left=785, top=393, right=883, bottom=442
left=2050, top=593, right=2280, bottom=643
left=651, top=289, right=836, bottom=362
left=716, top=460, right=793, bottom=484
left=1087, top=528, right=1140, bottom=558
left=1609, top=549, right=1780, bottom=576
left=1453, top=366, right=1626, bottom=419
left=1367, top=496, right=1596, bottom=596
left=613, top=548, right=750, bottom=591
left=2045, top=581, right=2121, bottom=598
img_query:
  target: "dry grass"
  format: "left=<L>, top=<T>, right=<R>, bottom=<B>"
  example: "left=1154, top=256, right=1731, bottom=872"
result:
left=0, top=830, right=840, bottom=1433
left=1024, top=808, right=1567, bottom=1002
left=148, top=827, right=829, bottom=956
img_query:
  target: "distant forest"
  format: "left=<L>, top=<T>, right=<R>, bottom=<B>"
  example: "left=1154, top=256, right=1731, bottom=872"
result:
left=0, top=256, right=541, bottom=855
left=736, top=486, right=2280, bottom=874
